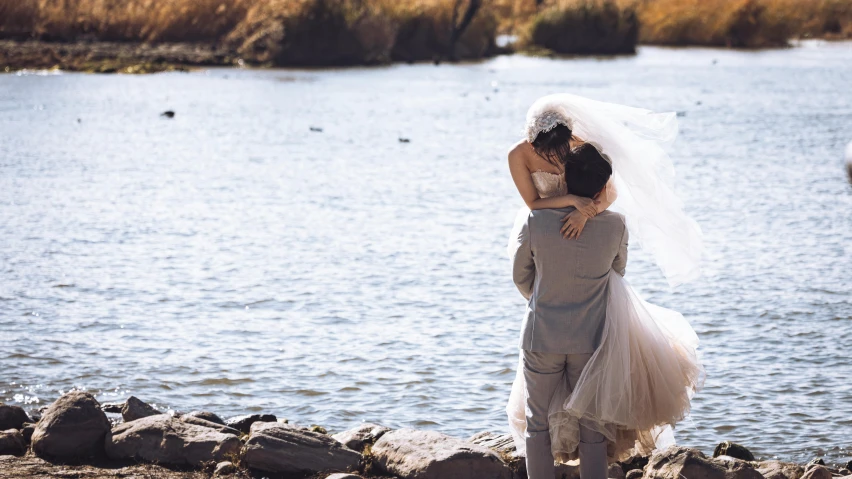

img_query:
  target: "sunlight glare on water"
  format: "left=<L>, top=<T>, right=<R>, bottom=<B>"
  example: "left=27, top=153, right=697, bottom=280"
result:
left=1, top=42, right=851, bottom=463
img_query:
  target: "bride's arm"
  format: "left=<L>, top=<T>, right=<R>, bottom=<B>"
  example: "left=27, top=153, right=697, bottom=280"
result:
left=508, top=145, right=598, bottom=215
left=595, top=178, right=618, bottom=214
left=560, top=178, right=618, bottom=239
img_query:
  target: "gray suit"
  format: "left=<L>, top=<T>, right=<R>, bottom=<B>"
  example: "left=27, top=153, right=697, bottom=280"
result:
left=510, top=207, right=628, bottom=479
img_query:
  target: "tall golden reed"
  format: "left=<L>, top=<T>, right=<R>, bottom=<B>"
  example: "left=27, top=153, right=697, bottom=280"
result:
left=0, top=0, right=849, bottom=56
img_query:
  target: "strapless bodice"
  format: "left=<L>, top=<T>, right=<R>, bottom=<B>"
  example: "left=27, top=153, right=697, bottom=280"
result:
left=531, top=170, right=567, bottom=198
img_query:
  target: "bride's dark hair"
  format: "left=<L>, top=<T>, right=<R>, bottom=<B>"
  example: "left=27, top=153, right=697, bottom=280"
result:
left=531, top=123, right=573, bottom=168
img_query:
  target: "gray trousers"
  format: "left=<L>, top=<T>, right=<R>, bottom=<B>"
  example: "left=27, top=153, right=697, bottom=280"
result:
left=523, top=350, right=607, bottom=479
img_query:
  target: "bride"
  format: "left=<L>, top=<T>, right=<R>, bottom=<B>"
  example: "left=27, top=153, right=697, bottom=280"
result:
left=505, top=94, right=705, bottom=464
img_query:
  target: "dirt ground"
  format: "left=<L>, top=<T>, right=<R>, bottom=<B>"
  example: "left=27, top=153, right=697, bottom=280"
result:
left=0, top=454, right=230, bottom=479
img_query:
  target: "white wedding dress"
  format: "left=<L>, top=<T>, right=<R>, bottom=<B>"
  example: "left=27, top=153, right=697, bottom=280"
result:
left=506, top=170, right=705, bottom=463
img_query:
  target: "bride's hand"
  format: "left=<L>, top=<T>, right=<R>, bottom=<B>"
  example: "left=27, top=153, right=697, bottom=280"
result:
left=561, top=210, right=588, bottom=240
left=570, top=195, right=600, bottom=218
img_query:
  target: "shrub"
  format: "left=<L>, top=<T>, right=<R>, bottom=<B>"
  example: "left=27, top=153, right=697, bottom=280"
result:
left=637, top=0, right=800, bottom=47
left=391, top=1, right=499, bottom=62
left=520, top=0, right=639, bottom=54
left=226, top=0, right=398, bottom=66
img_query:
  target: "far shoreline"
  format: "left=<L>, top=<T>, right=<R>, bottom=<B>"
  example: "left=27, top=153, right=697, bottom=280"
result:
left=2, top=38, right=850, bottom=75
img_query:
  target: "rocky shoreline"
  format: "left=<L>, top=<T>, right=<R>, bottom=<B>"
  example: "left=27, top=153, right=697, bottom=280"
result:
left=2, top=393, right=851, bottom=479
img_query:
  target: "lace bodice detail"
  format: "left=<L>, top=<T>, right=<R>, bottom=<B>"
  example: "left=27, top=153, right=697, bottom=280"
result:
left=531, top=170, right=567, bottom=199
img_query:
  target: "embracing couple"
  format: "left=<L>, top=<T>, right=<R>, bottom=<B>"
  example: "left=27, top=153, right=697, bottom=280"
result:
left=504, top=94, right=706, bottom=479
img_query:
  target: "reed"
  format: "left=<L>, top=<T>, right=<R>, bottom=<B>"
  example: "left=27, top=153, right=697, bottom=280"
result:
left=518, top=0, right=639, bottom=54
left=0, top=0, right=498, bottom=65
left=0, top=0, right=850, bottom=67
left=636, top=0, right=852, bottom=47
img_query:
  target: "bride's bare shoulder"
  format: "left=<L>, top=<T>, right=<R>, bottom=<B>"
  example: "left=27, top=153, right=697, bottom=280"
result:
left=508, top=140, right=533, bottom=167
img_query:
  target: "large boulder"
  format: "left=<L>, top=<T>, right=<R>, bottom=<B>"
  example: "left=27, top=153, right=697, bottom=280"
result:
left=713, top=442, right=755, bottom=462
left=249, top=421, right=305, bottom=434
left=20, top=422, right=35, bottom=443
left=372, top=428, right=513, bottom=479
left=757, top=461, right=805, bottom=479
left=226, top=413, right=277, bottom=434
left=466, top=431, right=580, bottom=479
left=0, top=405, right=31, bottom=430
left=0, top=429, right=26, bottom=456
left=121, top=396, right=161, bottom=422
left=184, top=410, right=226, bottom=426
left=643, top=446, right=763, bottom=479
left=468, top=431, right=526, bottom=477
left=31, top=391, right=111, bottom=460
left=333, top=423, right=391, bottom=452
left=178, top=414, right=241, bottom=435
left=215, top=460, right=237, bottom=476
left=242, top=423, right=361, bottom=475
left=800, top=466, right=832, bottom=479
left=105, top=414, right=240, bottom=466
left=609, top=463, right=627, bottom=479
left=627, top=470, right=644, bottom=479
left=100, top=401, right=125, bottom=414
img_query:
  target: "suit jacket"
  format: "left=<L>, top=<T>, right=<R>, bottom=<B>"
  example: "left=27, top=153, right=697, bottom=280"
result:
left=511, top=208, right=628, bottom=354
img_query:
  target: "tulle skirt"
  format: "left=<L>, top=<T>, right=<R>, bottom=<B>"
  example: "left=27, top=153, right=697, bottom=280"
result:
left=506, top=269, right=704, bottom=463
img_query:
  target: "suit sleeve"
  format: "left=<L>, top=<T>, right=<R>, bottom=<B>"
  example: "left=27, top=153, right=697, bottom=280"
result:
left=612, top=221, right=629, bottom=277
left=511, top=219, right=535, bottom=300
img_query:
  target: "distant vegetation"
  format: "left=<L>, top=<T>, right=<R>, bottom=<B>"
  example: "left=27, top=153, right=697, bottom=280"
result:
left=0, top=0, right=850, bottom=67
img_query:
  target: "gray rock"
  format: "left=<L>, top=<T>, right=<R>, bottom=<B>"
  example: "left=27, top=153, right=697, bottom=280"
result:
left=184, top=410, right=226, bottom=426
left=226, top=413, right=277, bottom=434
left=609, top=463, right=626, bottom=479
left=178, top=414, right=241, bottom=436
left=713, top=442, right=755, bottom=462
left=100, top=401, right=125, bottom=414
left=372, top=428, right=512, bottom=479
left=326, top=474, right=364, bottom=479
left=0, top=405, right=31, bottom=431
left=21, top=422, right=35, bottom=443
left=214, top=460, right=237, bottom=476
left=121, top=396, right=162, bottom=422
left=467, top=431, right=519, bottom=457
left=0, top=429, right=26, bottom=456
left=643, top=446, right=763, bottom=479
left=557, top=463, right=581, bottom=479
left=621, top=454, right=651, bottom=474
left=627, top=470, right=644, bottom=479
left=31, top=391, right=111, bottom=460
left=242, top=423, right=361, bottom=474
left=800, top=466, right=832, bottom=479
left=333, top=423, right=392, bottom=452
left=105, top=414, right=240, bottom=466
left=757, top=461, right=805, bottom=479
left=249, top=420, right=304, bottom=435
left=468, top=431, right=526, bottom=478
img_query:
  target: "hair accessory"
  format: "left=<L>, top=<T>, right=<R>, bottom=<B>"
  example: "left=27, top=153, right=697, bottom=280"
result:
left=524, top=109, right=574, bottom=143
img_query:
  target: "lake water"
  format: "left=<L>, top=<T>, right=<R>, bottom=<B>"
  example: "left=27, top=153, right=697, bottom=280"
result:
left=2, top=42, right=851, bottom=464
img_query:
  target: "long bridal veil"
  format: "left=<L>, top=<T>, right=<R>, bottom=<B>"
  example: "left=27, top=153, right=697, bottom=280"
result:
left=506, top=94, right=705, bottom=461
left=521, top=93, right=703, bottom=288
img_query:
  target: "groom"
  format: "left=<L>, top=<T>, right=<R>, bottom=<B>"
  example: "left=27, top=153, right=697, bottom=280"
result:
left=511, top=144, right=628, bottom=479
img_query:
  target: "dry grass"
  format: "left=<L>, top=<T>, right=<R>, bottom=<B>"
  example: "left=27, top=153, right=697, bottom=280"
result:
left=0, top=0, right=498, bottom=65
left=0, top=0, right=255, bottom=42
left=499, top=0, right=852, bottom=47
left=0, top=0, right=850, bottom=67
left=636, top=0, right=852, bottom=47
left=518, top=0, right=639, bottom=54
